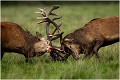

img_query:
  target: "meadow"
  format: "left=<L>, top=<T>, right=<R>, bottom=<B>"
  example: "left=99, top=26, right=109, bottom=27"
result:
left=1, top=1, right=119, bottom=79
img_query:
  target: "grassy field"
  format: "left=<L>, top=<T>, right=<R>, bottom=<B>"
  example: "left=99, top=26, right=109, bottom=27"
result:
left=1, top=1, right=119, bottom=79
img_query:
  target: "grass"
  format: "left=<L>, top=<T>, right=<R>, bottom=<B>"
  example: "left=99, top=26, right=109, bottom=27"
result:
left=1, top=1, right=119, bottom=79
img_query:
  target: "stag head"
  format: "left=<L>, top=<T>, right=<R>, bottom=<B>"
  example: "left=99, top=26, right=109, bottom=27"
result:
left=32, top=31, right=52, bottom=56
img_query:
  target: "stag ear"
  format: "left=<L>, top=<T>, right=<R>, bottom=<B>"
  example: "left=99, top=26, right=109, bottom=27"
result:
left=36, top=31, right=42, bottom=40
left=64, top=38, right=74, bottom=43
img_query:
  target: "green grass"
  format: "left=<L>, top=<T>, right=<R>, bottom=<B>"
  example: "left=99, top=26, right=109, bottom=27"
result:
left=1, top=1, right=119, bottom=79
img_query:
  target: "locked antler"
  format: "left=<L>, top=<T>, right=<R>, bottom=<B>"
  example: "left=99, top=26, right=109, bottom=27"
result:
left=35, top=5, right=66, bottom=61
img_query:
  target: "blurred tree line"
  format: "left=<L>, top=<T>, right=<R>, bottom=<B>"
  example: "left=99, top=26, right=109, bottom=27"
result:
left=1, top=1, right=118, bottom=6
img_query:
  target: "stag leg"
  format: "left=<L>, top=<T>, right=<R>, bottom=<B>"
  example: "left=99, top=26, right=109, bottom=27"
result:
left=25, top=53, right=30, bottom=63
left=83, top=53, right=89, bottom=59
left=83, top=49, right=93, bottom=60
left=87, top=52, right=94, bottom=59
left=93, top=40, right=103, bottom=61
left=1, top=50, right=4, bottom=60
left=25, top=56, right=29, bottom=62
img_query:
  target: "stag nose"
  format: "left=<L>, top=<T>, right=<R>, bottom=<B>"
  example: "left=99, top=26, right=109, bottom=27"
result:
left=47, top=46, right=52, bottom=53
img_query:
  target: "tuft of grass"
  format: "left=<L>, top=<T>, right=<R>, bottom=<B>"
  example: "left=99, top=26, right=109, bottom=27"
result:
left=1, top=1, right=119, bottom=79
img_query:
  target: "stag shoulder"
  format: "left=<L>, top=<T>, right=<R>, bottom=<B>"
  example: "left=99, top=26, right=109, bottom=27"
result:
left=1, top=22, right=25, bottom=48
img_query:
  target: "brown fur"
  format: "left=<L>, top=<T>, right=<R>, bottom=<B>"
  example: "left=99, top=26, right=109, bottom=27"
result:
left=62, top=16, right=119, bottom=61
left=1, top=22, right=49, bottom=62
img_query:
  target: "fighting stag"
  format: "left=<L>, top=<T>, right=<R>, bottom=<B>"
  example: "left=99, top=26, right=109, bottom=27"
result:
left=1, top=22, right=51, bottom=62
left=35, top=5, right=66, bottom=61
left=62, top=16, right=119, bottom=61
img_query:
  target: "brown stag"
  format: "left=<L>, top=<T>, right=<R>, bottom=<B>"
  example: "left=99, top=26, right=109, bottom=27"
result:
left=1, top=22, right=51, bottom=62
left=62, top=16, right=119, bottom=61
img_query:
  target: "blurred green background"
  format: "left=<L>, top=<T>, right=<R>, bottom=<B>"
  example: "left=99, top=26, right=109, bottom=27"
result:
left=1, top=1, right=119, bottom=79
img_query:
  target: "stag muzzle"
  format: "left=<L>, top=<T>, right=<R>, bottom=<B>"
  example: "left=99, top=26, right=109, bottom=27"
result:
left=47, top=46, right=52, bottom=53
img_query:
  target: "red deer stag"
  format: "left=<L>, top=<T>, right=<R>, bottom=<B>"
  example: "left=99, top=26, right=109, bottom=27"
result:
left=1, top=22, right=51, bottom=62
left=62, top=16, right=119, bottom=61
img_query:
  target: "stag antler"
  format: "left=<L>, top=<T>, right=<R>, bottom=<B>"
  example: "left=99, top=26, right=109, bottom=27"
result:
left=35, top=5, right=66, bottom=61
left=35, top=5, right=63, bottom=41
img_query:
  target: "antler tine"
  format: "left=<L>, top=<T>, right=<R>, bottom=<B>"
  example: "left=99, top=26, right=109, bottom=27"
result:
left=37, top=20, right=47, bottom=24
left=52, top=16, right=62, bottom=21
left=38, top=8, right=46, bottom=17
left=51, top=32, right=64, bottom=41
left=52, top=21, right=63, bottom=35
left=36, top=17, right=47, bottom=20
left=45, top=18, right=61, bottom=32
left=37, top=17, right=48, bottom=24
left=48, top=5, right=60, bottom=16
